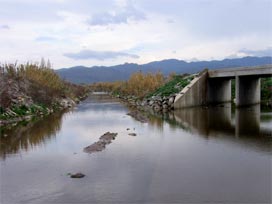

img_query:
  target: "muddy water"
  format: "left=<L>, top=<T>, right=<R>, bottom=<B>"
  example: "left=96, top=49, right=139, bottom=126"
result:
left=1, top=93, right=271, bottom=203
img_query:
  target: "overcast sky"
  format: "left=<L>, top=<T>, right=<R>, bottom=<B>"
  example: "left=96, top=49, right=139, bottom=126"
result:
left=0, top=0, right=271, bottom=69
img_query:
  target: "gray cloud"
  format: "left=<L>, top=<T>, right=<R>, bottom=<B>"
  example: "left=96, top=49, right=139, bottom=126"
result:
left=88, top=3, right=146, bottom=26
left=63, top=50, right=140, bottom=60
left=0, top=24, right=10, bottom=29
left=167, top=19, right=175, bottom=24
left=239, top=47, right=272, bottom=57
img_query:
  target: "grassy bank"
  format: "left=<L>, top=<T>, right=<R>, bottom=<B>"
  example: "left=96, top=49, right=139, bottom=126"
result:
left=146, top=74, right=194, bottom=98
left=0, top=61, right=89, bottom=125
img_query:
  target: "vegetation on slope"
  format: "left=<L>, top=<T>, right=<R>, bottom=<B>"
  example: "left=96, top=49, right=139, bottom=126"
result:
left=0, top=60, right=88, bottom=123
left=146, top=74, right=194, bottom=98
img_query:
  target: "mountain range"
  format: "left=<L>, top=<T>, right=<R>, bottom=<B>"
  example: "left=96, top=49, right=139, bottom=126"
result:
left=56, top=56, right=272, bottom=84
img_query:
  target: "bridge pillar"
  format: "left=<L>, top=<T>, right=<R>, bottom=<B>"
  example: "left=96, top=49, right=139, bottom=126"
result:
left=207, top=78, right=231, bottom=104
left=235, top=76, right=260, bottom=107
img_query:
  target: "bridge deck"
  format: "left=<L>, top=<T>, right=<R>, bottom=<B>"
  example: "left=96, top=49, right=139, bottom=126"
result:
left=208, top=64, right=272, bottom=78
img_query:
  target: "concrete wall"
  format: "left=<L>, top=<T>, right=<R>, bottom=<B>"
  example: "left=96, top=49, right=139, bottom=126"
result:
left=207, top=78, right=232, bottom=104
left=174, top=70, right=208, bottom=109
left=236, top=76, right=260, bottom=107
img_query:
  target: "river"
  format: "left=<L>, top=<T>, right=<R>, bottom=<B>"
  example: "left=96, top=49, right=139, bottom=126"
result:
left=1, top=93, right=271, bottom=203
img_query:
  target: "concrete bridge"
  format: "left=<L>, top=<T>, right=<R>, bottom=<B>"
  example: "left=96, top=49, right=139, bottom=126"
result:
left=174, top=64, right=272, bottom=108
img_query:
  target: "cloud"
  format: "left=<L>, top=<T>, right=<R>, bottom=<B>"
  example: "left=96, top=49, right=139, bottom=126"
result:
left=238, top=47, right=272, bottom=57
left=167, top=19, right=175, bottom=24
left=0, top=0, right=271, bottom=68
left=63, top=49, right=139, bottom=60
left=0, top=25, right=10, bottom=29
left=189, top=57, right=199, bottom=62
left=88, top=3, right=146, bottom=26
left=35, top=36, right=58, bottom=42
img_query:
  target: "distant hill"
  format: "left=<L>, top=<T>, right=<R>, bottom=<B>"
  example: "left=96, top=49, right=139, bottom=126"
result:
left=56, top=56, right=272, bottom=84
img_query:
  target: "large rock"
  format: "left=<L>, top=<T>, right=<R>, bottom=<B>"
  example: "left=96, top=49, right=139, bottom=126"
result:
left=153, top=103, right=162, bottom=112
left=148, top=100, right=154, bottom=106
left=60, top=98, right=76, bottom=108
left=168, top=96, right=175, bottom=105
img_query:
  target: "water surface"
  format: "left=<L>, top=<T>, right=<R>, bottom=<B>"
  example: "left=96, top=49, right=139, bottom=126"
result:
left=1, top=94, right=271, bottom=203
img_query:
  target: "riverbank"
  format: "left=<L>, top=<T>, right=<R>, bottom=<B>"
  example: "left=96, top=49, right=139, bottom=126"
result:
left=112, top=73, right=199, bottom=113
left=0, top=95, right=88, bottom=126
left=0, top=62, right=89, bottom=127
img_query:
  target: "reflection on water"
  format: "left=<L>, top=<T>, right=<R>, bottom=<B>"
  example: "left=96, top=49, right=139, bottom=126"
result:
left=0, top=110, right=67, bottom=159
left=1, top=94, right=271, bottom=204
left=150, top=104, right=271, bottom=153
left=236, top=105, right=260, bottom=136
left=2, top=97, right=270, bottom=158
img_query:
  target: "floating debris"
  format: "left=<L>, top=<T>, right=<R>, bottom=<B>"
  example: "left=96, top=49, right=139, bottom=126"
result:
left=128, top=133, right=137, bottom=136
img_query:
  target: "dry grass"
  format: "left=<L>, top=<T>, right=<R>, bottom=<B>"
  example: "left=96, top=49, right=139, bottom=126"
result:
left=0, top=60, right=87, bottom=108
left=3, top=61, right=64, bottom=93
left=90, top=71, right=164, bottom=99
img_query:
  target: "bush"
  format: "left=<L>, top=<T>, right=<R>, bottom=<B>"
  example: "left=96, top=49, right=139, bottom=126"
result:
left=90, top=71, right=164, bottom=99
left=261, top=78, right=272, bottom=101
left=147, top=75, right=193, bottom=97
left=0, top=60, right=88, bottom=108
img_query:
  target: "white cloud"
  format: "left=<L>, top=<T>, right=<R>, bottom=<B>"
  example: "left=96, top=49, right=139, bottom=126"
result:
left=88, top=2, right=146, bottom=26
left=35, top=36, right=58, bottom=42
left=238, top=47, right=272, bottom=57
left=64, top=49, right=139, bottom=60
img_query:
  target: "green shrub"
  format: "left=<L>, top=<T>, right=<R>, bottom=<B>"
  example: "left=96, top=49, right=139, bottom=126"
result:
left=261, top=78, right=272, bottom=101
left=147, top=75, right=193, bottom=97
